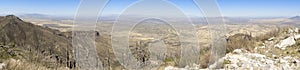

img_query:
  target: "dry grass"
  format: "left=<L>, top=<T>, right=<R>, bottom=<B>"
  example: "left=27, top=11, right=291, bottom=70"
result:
left=2, top=59, right=72, bottom=70
left=261, top=36, right=300, bottom=59
left=226, top=27, right=288, bottom=53
left=226, top=33, right=255, bottom=53
left=198, top=26, right=290, bottom=68
left=255, top=27, right=289, bottom=41
left=199, top=49, right=211, bottom=68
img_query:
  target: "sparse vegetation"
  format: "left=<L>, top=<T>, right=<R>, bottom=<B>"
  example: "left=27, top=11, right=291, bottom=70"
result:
left=199, top=49, right=211, bottom=68
left=164, top=57, right=174, bottom=62
left=223, top=60, right=231, bottom=65
left=226, top=33, right=255, bottom=53
left=2, top=59, right=70, bottom=70
left=226, top=27, right=289, bottom=53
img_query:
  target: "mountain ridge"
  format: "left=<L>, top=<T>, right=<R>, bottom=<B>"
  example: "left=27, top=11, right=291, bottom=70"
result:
left=0, top=15, right=75, bottom=69
left=289, top=15, right=300, bottom=20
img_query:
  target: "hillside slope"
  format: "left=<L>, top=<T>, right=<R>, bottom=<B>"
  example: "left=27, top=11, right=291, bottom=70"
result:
left=0, top=15, right=75, bottom=69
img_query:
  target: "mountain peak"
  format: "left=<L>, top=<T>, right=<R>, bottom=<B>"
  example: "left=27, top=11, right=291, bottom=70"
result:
left=4, top=15, right=23, bottom=21
left=289, top=15, right=300, bottom=20
left=0, top=15, right=25, bottom=26
left=6, top=15, right=17, bottom=17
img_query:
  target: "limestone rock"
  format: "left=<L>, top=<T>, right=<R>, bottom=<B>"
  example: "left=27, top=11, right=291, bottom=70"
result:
left=275, top=36, right=296, bottom=50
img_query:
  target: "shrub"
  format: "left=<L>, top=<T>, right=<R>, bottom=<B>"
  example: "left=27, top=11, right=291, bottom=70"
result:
left=223, top=60, right=231, bottom=65
left=164, top=57, right=173, bottom=62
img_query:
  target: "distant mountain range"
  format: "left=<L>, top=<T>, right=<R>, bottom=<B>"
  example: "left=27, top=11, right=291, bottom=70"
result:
left=289, top=15, right=300, bottom=20
left=18, top=13, right=73, bottom=20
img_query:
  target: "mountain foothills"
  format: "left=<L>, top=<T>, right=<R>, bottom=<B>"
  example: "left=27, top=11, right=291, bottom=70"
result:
left=0, top=15, right=75, bottom=69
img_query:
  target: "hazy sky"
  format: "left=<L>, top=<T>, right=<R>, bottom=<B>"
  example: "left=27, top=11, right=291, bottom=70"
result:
left=0, top=0, right=299, bottom=17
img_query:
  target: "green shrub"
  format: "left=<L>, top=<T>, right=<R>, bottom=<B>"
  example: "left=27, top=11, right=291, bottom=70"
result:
left=164, top=57, right=173, bottom=62
left=223, top=60, right=231, bottom=65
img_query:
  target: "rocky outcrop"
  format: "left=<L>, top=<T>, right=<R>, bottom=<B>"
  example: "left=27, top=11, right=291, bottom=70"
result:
left=164, top=63, right=200, bottom=70
left=213, top=28, right=300, bottom=70
left=220, top=49, right=300, bottom=70
left=275, top=28, right=300, bottom=50
left=275, top=36, right=296, bottom=50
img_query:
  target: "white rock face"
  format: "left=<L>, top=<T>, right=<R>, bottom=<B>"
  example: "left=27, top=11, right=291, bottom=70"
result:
left=268, top=37, right=275, bottom=41
left=220, top=49, right=300, bottom=70
left=288, top=28, right=294, bottom=34
left=274, top=34, right=300, bottom=50
left=164, top=66, right=188, bottom=70
left=164, top=63, right=200, bottom=70
left=294, top=34, right=300, bottom=39
left=275, top=36, right=296, bottom=50
left=164, top=66, right=177, bottom=70
left=0, top=63, right=5, bottom=69
left=232, top=49, right=243, bottom=54
left=295, top=28, right=299, bottom=33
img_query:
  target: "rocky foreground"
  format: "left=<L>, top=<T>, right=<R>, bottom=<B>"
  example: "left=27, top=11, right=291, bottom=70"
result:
left=165, top=28, right=300, bottom=70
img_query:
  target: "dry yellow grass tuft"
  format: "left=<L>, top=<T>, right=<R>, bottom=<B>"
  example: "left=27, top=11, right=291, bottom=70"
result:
left=2, top=59, right=72, bottom=70
left=198, top=26, right=290, bottom=68
left=226, top=27, right=289, bottom=53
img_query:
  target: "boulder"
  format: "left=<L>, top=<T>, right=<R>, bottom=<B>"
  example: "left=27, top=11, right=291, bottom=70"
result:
left=275, top=36, right=296, bottom=50
left=295, top=28, right=299, bottom=33
left=232, top=49, right=243, bottom=54
left=294, top=34, right=300, bottom=39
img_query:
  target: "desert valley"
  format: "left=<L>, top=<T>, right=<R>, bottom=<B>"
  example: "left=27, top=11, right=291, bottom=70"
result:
left=0, top=14, right=300, bottom=70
